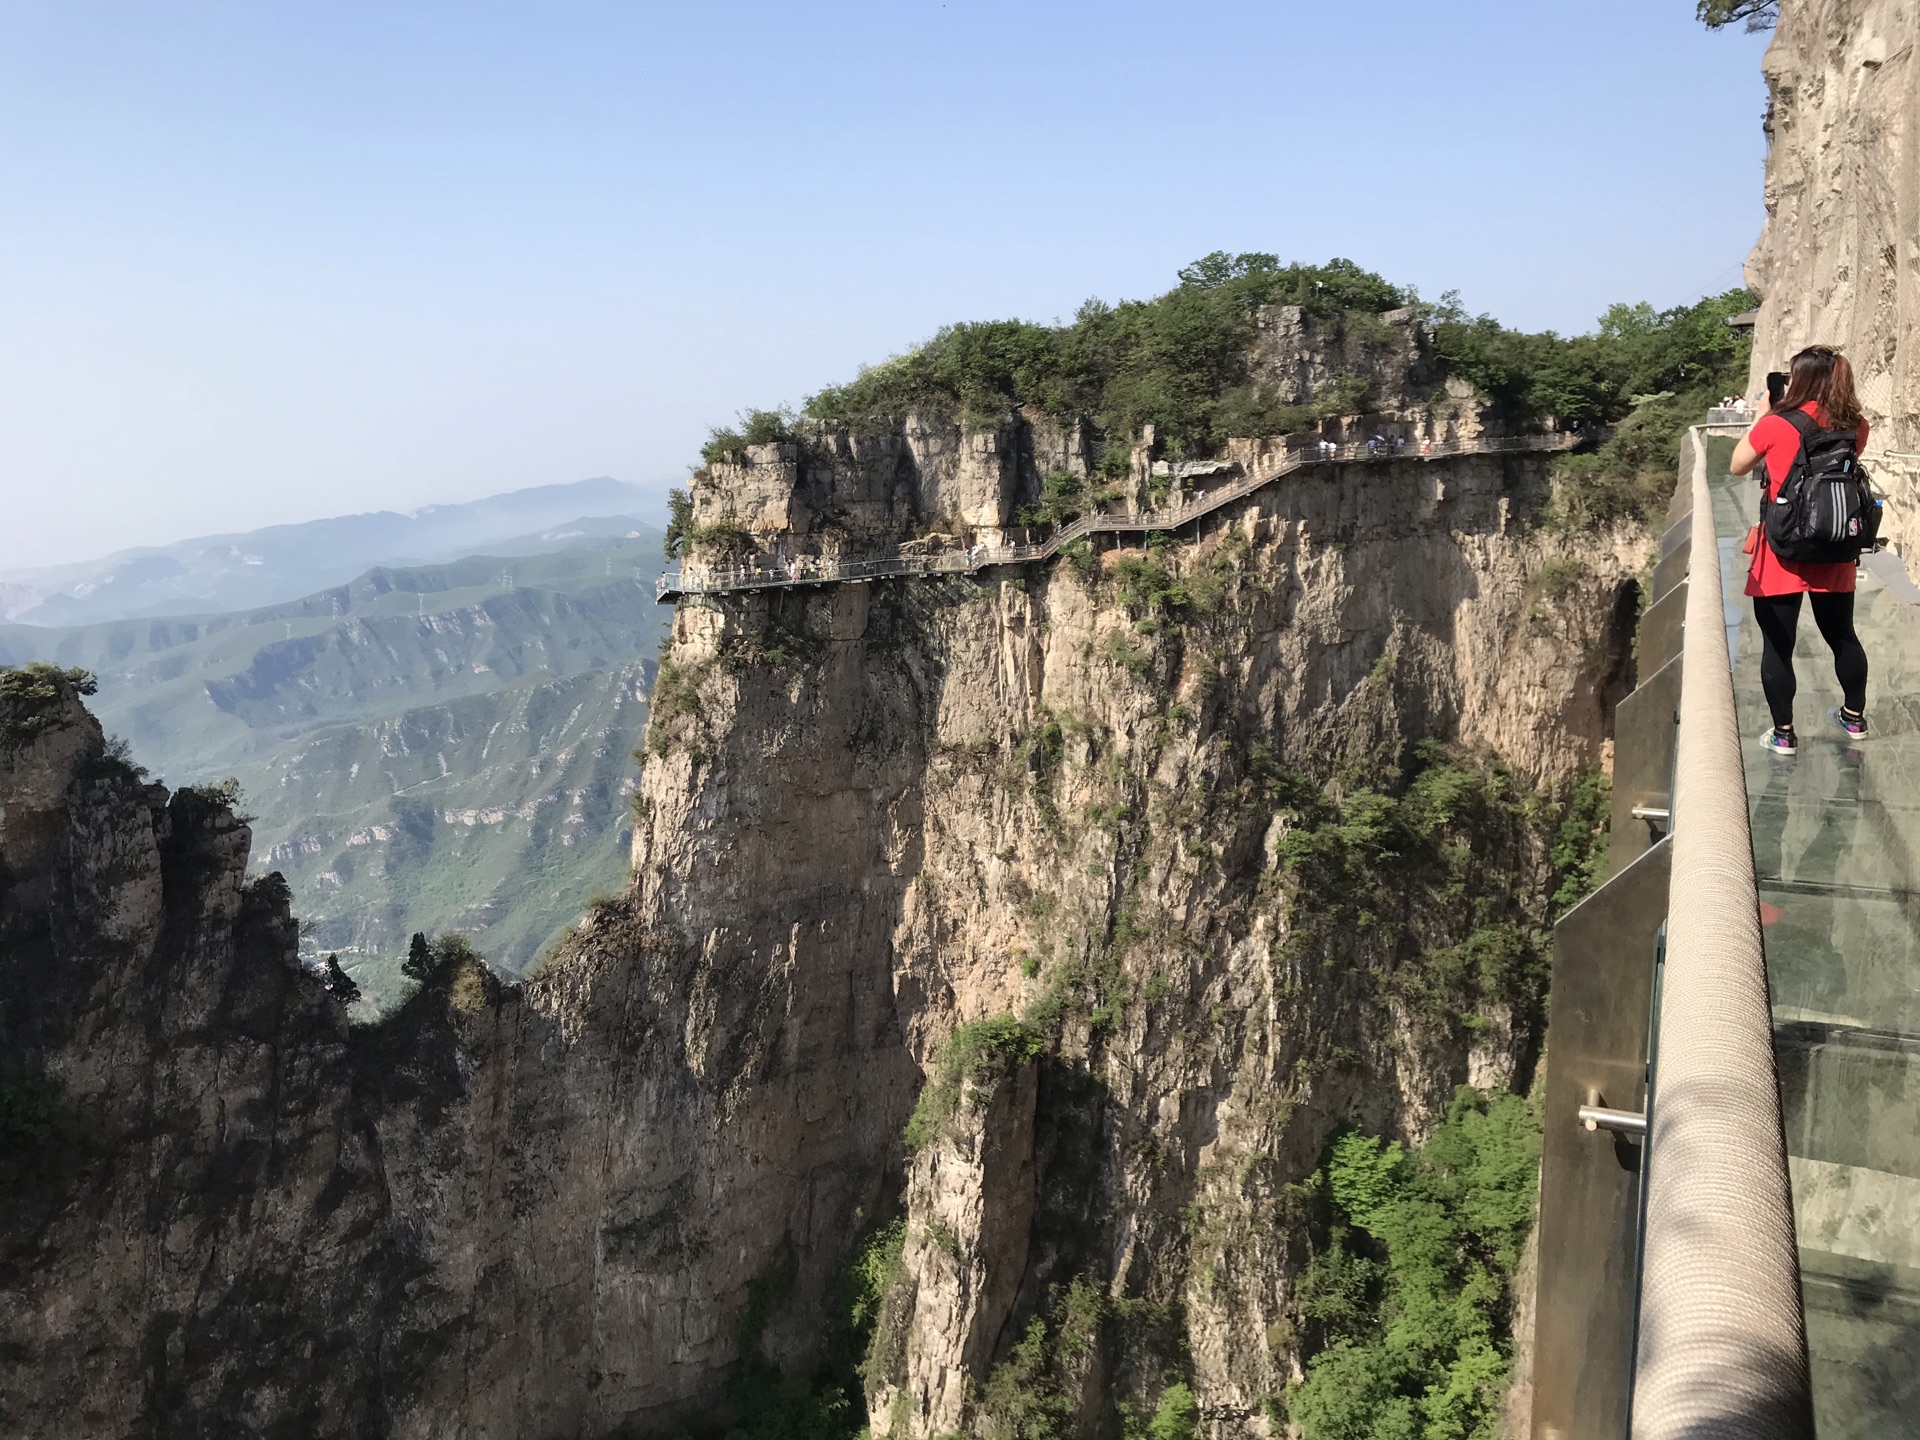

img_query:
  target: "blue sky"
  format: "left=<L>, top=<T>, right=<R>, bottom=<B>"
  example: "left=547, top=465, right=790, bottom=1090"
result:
left=0, top=2, right=1771, bottom=570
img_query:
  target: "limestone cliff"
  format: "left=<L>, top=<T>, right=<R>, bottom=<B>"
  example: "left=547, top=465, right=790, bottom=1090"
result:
left=1747, top=0, right=1920, bottom=552
left=650, top=430, right=1637, bottom=1438
left=1, top=374, right=1640, bottom=1438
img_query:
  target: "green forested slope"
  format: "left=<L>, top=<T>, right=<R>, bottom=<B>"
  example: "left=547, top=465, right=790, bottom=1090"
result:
left=0, top=532, right=668, bottom=1003
left=248, top=659, right=652, bottom=1007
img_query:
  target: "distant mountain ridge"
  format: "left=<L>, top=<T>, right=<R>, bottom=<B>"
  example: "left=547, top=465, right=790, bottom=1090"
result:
left=1, top=475, right=672, bottom=625
left=0, top=529, right=672, bottom=998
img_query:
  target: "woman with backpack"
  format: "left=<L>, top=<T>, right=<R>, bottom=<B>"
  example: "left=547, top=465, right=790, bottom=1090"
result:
left=1729, top=344, right=1874, bottom=755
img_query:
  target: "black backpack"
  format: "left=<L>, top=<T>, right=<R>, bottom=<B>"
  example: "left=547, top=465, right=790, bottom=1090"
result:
left=1762, top=409, right=1882, bottom=562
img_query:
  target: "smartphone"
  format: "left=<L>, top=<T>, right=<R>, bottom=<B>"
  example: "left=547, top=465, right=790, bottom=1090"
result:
left=1766, top=371, right=1788, bottom=408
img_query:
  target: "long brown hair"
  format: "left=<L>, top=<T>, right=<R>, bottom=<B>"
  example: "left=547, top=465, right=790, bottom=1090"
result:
left=1776, top=344, right=1864, bottom=430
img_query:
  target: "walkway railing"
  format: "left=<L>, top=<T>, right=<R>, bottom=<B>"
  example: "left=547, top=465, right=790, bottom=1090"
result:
left=1530, top=426, right=1813, bottom=1439
left=656, top=432, right=1577, bottom=602
left=1630, top=429, right=1811, bottom=1437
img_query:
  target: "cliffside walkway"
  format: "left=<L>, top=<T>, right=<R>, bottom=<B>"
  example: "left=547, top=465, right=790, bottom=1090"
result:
left=655, top=432, right=1577, bottom=603
left=1534, top=424, right=1920, bottom=1436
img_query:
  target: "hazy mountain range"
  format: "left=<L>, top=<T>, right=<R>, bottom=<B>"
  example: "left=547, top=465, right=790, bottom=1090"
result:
left=1, top=484, right=674, bottom=1005
left=1, top=475, right=672, bottom=626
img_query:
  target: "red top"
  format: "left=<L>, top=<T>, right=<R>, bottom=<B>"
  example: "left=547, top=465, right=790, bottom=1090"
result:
left=1743, top=402, right=1870, bottom=597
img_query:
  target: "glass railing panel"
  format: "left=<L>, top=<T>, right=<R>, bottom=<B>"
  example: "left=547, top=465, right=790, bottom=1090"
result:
left=1703, top=433, right=1920, bottom=1436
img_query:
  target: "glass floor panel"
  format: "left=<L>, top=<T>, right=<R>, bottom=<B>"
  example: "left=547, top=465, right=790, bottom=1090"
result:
left=1704, top=436, right=1920, bottom=1435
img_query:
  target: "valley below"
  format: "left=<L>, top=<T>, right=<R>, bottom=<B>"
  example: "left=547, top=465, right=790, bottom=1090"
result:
left=0, top=531, right=670, bottom=1000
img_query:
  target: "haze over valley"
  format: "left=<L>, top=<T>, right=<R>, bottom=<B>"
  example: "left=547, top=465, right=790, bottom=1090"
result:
left=0, top=485, right=671, bottom=1001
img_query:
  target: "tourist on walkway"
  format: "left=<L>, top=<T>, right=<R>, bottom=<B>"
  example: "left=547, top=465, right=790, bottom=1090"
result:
left=1729, top=344, right=1873, bottom=754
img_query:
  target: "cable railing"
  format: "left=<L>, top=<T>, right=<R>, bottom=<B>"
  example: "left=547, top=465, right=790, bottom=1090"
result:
left=657, top=432, right=1576, bottom=601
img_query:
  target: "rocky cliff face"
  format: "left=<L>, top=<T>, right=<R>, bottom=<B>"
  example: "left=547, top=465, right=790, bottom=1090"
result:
left=1, top=667, right=919, bottom=1438
left=687, top=308, right=1501, bottom=556
left=0, top=384, right=1641, bottom=1437
left=649, top=433, right=1638, bottom=1437
left=1748, top=0, right=1920, bottom=553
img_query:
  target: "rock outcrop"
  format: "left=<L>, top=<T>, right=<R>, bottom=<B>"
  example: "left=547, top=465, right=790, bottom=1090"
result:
left=652, top=434, right=1638, bottom=1437
left=1747, top=0, right=1920, bottom=553
left=0, top=673, right=919, bottom=1437
left=688, top=308, right=1506, bottom=555
left=1, top=383, right=1642, bottom=1436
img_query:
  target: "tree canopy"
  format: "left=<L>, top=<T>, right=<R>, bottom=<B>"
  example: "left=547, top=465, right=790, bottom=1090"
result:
left=693, top=252, right=1754, bottom=528
left=1697, top=0, right=1777, bottom=30
left=791, top=255, right=1418, bottom=466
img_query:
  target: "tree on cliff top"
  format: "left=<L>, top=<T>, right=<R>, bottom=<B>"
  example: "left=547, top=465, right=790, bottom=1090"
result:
left=1698, top=0, right=1776, bottom=30
left=804, top=254, right=1413, bottom=463
left=708, top=250, right=1753, bottom=530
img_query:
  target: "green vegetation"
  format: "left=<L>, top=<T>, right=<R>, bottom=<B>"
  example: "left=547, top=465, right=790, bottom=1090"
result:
left=1132, top=1382, right=1198, bottom=1440
left=1698, top=0, right=1775, bottom=29
left=1267, top=743, right=1569, bottom=1027
left=1282, top=1088, right=1541, bottom=1440
left=975, top=1280, right=1107, bottom=1440
left=0, top=663, right=97, bottom=746
left=703, top=408, right=801, bottom=465
left=1434, top=289, right=1752, bottom=428
left=805, top=255, right=1412, bottom=459
left=964, top=1280, right=1192, bottom=1440
left=1548, top=769, right=1610, bottom=916
left=699, top=256, right=1750, bottom=532
left=904, top=1015, right=1047, bottom=1150
left=402, top=932, right=437, bottom=983
left=623, top=1216, right=907, bottom=1440
left=391, top=931, right=501, bottom=1016
left=1436, top=287, right=1755, bottom=527
left=1018, top=470, right=1119, bottom=528
left=665, top=487, right=695, bottom=559
left=322, top=954, right=361, bottom=1004
left=1107, top=539, right=1228, bottom=636
left=687, top=517, right=756, bottom=558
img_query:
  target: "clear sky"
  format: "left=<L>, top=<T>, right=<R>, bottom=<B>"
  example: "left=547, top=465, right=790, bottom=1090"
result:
left=0, top=1, right=1772, bottom=571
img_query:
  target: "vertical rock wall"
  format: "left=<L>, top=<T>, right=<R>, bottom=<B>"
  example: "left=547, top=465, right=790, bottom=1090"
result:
left=644, top=439, right=1644, bottom=1436
left=1, top=414, right=1644, bottom=1435
left=1748, top=0, right=1920, bottom=552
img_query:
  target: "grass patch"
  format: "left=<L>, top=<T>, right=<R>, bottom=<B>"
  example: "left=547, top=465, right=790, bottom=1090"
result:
left=905, top=1015, right=1047, bottom=1151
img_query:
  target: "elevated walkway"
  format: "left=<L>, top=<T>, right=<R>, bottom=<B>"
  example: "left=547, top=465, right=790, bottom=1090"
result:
left=1531, top=423, right=1920, bottom=1438
left=655, top=432, right=1576, bottom=603
left=1707, top=445, right=1920, bottom=1434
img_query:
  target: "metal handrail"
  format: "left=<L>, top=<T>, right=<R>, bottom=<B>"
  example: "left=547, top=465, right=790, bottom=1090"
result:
left=1630, top=428, right=1812, bottom=1437
left=657, top=432, right=1577, bottom=600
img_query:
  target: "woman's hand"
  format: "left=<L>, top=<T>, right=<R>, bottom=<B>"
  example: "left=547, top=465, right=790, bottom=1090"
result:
left=1730, top=432, right=1761, bottom=476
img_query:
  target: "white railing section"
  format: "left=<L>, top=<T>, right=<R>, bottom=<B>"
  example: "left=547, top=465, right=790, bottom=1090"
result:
left=657, top=432, right=1576, bottom=601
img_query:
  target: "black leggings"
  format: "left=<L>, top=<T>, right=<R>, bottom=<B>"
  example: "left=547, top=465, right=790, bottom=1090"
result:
left=1751, top=592, right=1868, bottom=729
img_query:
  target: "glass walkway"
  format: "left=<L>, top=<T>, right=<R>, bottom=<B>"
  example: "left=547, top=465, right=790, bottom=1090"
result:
left=1705, top=438, right=1920, bottom=1434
